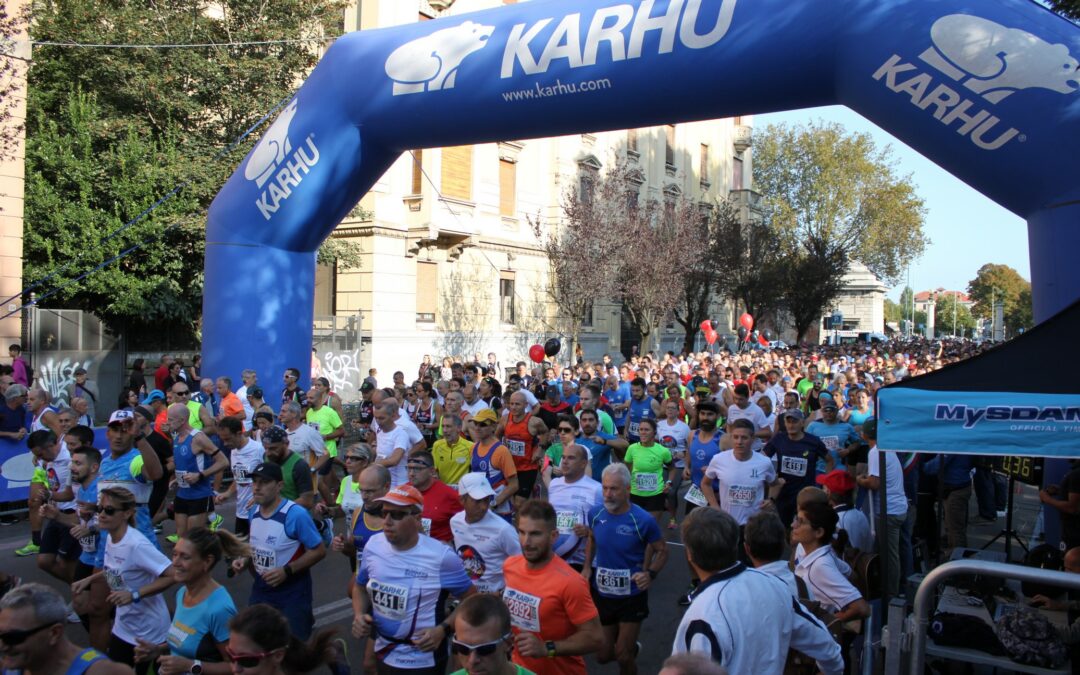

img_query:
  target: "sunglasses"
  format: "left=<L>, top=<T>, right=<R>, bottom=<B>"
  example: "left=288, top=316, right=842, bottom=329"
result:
left=0, top=622, right=58, bottom=647
left=557, top=427, right=575, bottom=433
left=174, top=390, right=190, bottom=395
left=379, top=509, right=416, bottom=521
left=406, top=463, right=432, bottom=472
left=451, top=634, right=511, bottom=657
left=95, top=504, right=133, bottom=515
left=226, top=646, right=278, bottom=668
left=345, top=455, right=368, bottom=462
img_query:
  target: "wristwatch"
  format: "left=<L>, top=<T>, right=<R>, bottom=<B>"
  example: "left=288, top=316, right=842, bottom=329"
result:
left=131, top=590, right=141, bottom=604
left=545, top=641, right=557, bottom=658
left=190, top=660, right=203, bottom=675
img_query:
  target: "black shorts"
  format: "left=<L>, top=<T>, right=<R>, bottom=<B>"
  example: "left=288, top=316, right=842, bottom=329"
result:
left=684, top=500, right=701, bottom=516
left=173, top=495, right=213, bottom=516
left=515, top=470, right=539, bottom=499
left=74, top=560, right=96, bottom=581
left=40, top=516, right=81, bottom=560
left=317, top=459, right=334, bottom=477
left=630, top=492, right=666, bottom=513
left=591, top=588, right=649, bottom=626
left=234, top=517, right=250, bottom=538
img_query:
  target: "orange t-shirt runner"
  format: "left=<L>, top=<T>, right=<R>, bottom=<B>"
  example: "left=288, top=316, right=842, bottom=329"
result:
left=502, top=554, right=599, bottom=675
left=503, top=412, right=540, bottom=473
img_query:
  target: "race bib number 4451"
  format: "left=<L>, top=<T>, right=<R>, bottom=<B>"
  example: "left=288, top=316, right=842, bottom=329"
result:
left=504, top=588, right=541, bottom=632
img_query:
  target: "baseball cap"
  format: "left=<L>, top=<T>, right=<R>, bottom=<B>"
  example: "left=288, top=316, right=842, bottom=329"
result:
left=108, top=410, right=135, bottom=426
left=250, top=462, right=283, bottom=482
left=473, top=408, right=499, bottom=425
left=783, top=409, right=805, bottom=421
left=816, top=469, right=856, bottom=495
left=373, top=484, right=424, bottom=509
left=144, top=389, right=166, bottom=403
left=458, top=472, right=496, bottom=500
left=261, top=426, right=288, bottom=443
left=822, top=400, right=838, bottom=411
left=360, top=381, right=375, bottom=394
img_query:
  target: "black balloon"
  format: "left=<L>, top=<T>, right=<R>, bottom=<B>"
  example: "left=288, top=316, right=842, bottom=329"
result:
left=737, top=326, right=748, bottom=340
left=709, top=319, right=719, bottom=331
left=763, top=329, right=773, bottom=341
left=751, top=329, right=760, bottom=340
left=544, top=337, right=561, bottom=357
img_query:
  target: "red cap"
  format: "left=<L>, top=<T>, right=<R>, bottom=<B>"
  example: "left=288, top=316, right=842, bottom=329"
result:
left=816, top=469, right=856, bottom=495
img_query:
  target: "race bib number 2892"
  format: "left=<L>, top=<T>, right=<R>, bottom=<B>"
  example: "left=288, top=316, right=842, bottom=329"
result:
left=504, top=588, right=541, bottom=633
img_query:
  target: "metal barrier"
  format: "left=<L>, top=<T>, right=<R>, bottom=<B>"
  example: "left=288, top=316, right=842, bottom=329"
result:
left=908, top=559, right=1080, bottom=675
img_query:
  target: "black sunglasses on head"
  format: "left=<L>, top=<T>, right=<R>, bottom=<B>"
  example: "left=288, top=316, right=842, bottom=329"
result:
left=0, top=622, right=58, bottom=647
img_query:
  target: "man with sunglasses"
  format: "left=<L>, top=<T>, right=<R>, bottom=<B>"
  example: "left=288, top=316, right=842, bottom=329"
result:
left=354, top=484, right=476, bottom=675
left=450, top=593, right=533, bottom=675
left=171, top=382, right=215, bottom=435
left=238, top=461, right=326, bottom=640
left=406, top=449, right=462, bottom=543
left=0, top=583, right=127, bottom=675
left=281, top=367, right=307, bottom=411
left=100, top=410, right=165, bottom=551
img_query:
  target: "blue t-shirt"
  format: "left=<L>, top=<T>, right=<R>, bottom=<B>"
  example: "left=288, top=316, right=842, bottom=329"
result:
left=167, top=585, right=236, bottom=661
left=577, top=431, right=618, bottom=477
left=606, top=384, right=631, bottom=427
left=586, top=503, right=662, bottom=597
left=248, top=499, right=324, bottom=598
left=687, top=430, right=722, bottom=491
left=805, top=421, right=859, bottom=473
left=75, top=477, right=101, bottom=568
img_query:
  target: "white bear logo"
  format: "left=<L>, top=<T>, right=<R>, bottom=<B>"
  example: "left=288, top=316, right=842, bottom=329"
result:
left=385, top=21, right=495, bottom=96
left=245, top=99, right=300, bottom=188
left=920, top=14, right=1080, bottom=103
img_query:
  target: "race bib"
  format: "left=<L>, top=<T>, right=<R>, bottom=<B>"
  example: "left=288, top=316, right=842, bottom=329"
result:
left=421, top=518, right=432, bottom=536
left=369, top=579, right=409, bottom=621
left=166, top=621, right=193, bottom=650
left=556, top=510, right=579, bottom=534
left=252, top=547, right=276, bottom=574
left=635, top=472, right=659, bottom=493
left=507, top=439, right=527, bottom=457
left=595, top=567, right=631, bottom=596
left=233, top=464, right=252, bottom=485
left=78, top=534, right=96, bottom=553
left=822, top=436, right=839, bottom=451
left=728, top=485, right=755, bottom=506
left=504, top=588, right=541, bottom=632
left=104, top=567, right=123, bottom=591
left=685, top=484, right=707, bottom=507
left=781, top=456, right=808, bottom=477
left=628, top=421, right=640, bottom=437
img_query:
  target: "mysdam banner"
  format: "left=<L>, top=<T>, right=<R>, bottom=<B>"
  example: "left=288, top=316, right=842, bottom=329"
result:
left=878, top=390, right=1080, bottom=457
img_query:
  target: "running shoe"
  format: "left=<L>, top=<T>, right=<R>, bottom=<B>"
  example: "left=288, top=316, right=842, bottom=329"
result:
left=209, top=513, right=224, bottom=531
left=14, top=542, right=39, bottom=557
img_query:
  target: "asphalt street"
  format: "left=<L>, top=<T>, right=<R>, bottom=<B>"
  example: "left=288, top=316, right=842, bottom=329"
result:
left=0, top=481, right=1041, bottom=673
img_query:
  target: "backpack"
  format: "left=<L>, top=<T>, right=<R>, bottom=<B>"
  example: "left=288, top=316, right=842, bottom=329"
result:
left=995, top=608, right=1067, bottom=669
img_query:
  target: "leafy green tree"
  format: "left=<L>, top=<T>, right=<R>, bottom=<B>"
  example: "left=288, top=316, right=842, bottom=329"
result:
left=23, top=0, right=346, bottom=345
left=884, top=298, right=903, bottom=325
left=1047, top=0, right=1080, bottom=21
left=967, top=263, right=1033, bottom=334
left=932, top=294, right=976, bottom=337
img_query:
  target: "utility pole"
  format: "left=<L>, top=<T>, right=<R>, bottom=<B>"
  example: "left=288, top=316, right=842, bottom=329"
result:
left=952, top=293, right=957, bottom=337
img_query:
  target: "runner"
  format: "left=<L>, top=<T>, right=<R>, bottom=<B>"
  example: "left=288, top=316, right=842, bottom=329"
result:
left=622, top=419, right=672, bottom=525
left=548, top=442, right=602, bottom=572
left=583, top=464, right=667, bottom=675
left=677, top=400, right=722, bottom=605
left=406, top=449, right=462, bottom=543
left=259, top=426, right=315, bottom=511
left=449, top=594, right=531, bottom=675
left=166, top=404, right=228, bottom=543
left=214, top=417, right=265, bottom=538
left=99, top=410, right=165, bottom=552
left=502, top=500, right=603, bottom=675
left=576, top=409, right=627, bottom=479
left=763, top=410, right=832, bottom=527
left=622, top=379, right=659, bottom=445
left=352, top=485, right=476, bottom=675
left=500, top=392, right=548, bottom=509
left=431, top=415, right=472, bottom=490
left=450, top=473, right=522, bottom=593
left=656, top=400, right=690, bottom=531
left=469, top=409, right=518, bottom=520
left=26, top=430, right=79, bottom=584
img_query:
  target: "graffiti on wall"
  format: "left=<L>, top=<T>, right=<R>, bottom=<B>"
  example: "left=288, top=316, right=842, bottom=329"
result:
left=320, top=350, right=360, bottom=402
left=35, top=357, right=93, bottom=408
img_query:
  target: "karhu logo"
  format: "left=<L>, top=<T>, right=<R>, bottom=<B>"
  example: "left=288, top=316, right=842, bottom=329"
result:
left=244, top=99, right=320, bottom=221
left=873, top=14, right=1079, bottom=151
left=385, top=21, right=495, bottom=96
left=920, top=15, right=1080, bottom=104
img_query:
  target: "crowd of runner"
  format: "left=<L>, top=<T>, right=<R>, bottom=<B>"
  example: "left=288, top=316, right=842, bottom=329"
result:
left=0, top=337, right=1006, bottom=675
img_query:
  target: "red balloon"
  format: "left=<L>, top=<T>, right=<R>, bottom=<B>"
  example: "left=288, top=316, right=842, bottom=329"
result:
left=739, top=313, right=754, bottom=330
left=705, top=330, right=718, bottom=345
left=758, top=334, right=770, bottom=346
left=529, top=344, right=546, bottom=363
left=699, top=319, right=712, bottom=332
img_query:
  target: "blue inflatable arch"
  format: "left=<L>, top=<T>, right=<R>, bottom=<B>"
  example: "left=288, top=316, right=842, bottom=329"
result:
left=203, top=0, right=1080, bottom=386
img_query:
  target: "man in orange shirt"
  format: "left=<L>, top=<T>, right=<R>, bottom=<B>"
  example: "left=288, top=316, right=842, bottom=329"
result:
left=500, top=392, right=548, bottom=509
left=216, top=376, right=246, bottom=422
left=503, top=500, right=604, bottom=675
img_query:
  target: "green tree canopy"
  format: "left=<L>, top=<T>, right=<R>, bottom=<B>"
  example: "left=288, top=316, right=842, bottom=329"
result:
left=967, top=263, right=1033, bottom=333
left=932, top=294, right=976, bottom=337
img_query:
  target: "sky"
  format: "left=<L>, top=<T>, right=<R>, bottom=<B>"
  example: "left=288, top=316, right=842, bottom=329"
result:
left=755, top=106, right=1031, bottom=302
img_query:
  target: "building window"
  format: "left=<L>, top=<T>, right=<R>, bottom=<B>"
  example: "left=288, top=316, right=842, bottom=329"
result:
left=732, top=156, right=744, bottom=190
left=500, top=273, right=516, bottom=324
left=416, top=261, right=437, bottom=323
left=441, top=145, right=473, bottom=201
left=582, top=300, right=594, bottom=328
left=699, top=143, right=709, bottom=184
left=627, top=129, right=638, bottom=152
left=499, top=158, right=516, bottom=217
left=410, top=150, right=423, bottom=195
left=665, top=125, right=675, bottom=167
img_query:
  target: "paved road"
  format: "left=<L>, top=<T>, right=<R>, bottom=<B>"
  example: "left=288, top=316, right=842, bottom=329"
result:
left=0, top=481, right=1042, bottom=673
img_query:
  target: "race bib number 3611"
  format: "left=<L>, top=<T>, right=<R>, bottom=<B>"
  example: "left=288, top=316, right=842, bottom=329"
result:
left=504, top=588, right=541, bottom=632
